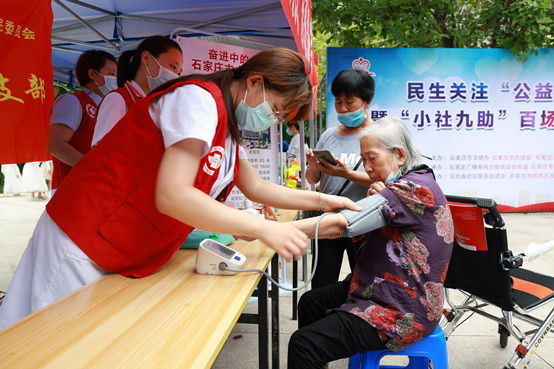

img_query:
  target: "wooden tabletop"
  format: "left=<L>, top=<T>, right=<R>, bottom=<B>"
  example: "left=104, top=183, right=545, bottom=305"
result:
left=0, top=209, right=299, bottom=369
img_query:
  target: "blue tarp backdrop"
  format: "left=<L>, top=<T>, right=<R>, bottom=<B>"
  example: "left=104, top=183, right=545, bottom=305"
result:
left=327, top=47, right=554, bottom=212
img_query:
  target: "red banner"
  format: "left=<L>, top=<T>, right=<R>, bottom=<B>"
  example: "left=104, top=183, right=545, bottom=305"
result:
left=280, top=0, right=317, bottom=87
left=0, top=0, right=53, bottom=165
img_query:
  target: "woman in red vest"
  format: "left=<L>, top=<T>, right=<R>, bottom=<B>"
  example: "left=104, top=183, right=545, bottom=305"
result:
left=47, top=49, right=118, bottom=191
left=0, top=48, right=360, bottom=329
left=92, top=36, right=183, bottom=147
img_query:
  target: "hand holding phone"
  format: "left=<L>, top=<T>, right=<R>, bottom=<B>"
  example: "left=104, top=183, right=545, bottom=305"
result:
left=312, top=149, right=337, bottom=165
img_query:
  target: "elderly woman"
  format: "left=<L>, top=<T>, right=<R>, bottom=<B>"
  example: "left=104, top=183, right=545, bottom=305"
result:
left=289, top=116, right=454, bottom=369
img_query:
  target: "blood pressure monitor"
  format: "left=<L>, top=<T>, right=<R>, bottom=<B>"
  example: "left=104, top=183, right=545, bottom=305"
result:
left=196, top=239, right=246, bottom=275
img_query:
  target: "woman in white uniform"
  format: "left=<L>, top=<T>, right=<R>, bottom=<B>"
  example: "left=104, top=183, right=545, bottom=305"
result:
left=92, top=36, right=183, bottom=147
left=47, top=49, right=117, bottom=193
left=0, top=48, right=359, bottom=329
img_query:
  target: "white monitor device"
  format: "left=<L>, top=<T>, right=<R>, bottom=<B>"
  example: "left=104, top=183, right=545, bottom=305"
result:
left=196, top=239, right=246, bottom=275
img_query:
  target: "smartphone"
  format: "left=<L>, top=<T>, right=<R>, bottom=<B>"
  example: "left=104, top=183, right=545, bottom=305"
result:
left=312, top=149, right=337, bottom=165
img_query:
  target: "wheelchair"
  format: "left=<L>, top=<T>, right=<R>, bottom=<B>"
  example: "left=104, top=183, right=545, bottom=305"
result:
left=441, top=195, right=554, bottom=369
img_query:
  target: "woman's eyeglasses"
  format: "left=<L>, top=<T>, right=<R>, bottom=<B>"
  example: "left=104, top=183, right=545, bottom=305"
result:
left=266, top=87, right=286, bottom=124
left=268, top=110, right=285, bottom=124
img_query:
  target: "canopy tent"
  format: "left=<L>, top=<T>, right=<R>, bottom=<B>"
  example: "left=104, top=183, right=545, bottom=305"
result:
left=1, top=0, right=314, bottom=165
left=51, top=0, right=316, bottom=86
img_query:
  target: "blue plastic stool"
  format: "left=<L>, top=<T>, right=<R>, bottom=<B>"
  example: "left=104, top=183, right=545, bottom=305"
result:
left=348, top=326, right=448, bottom=369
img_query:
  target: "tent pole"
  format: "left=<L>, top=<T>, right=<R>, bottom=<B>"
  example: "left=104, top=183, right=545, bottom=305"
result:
left=51, top=37, right=115, bottom=51
left=299, top=120, right=307, bottom=191
left=65, top=0, right=117, bottom=16
left=53, top=0, right=120, bottom=51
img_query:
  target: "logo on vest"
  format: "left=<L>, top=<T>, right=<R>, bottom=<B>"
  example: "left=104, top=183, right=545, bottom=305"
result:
left=203, top=146, right=225, bottom=176
left=86, top=104, right=97, bottom=119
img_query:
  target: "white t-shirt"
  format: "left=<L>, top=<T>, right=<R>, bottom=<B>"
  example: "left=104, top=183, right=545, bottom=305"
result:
left=148, top=84, right=247, bottom=198
left=92, top=81, right=146, bottom=147
left=287, top=133, right=308, bottom=166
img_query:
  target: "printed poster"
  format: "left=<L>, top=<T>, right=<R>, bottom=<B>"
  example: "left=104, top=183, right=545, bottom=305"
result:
left=327, top=47, right=554, bottom=212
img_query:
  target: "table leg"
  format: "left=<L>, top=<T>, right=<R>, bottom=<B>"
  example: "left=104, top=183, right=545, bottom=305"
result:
left=259, top=274, right=269, bottom=369
left=271, top=254, right=279, bottom=369
left=292, top=259, right=298, bottom=320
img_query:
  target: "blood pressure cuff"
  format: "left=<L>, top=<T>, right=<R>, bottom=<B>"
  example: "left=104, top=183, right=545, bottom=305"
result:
left=339, top=194, right=389, bottom=238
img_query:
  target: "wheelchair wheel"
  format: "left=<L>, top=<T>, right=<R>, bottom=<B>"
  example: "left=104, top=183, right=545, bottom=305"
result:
left=498, top=324, right=510, bottom=348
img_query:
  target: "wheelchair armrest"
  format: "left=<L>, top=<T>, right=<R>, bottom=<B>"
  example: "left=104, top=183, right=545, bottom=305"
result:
left=483, top=206, right=505, bottom=228
left=501, top=250, right=524, bottom=269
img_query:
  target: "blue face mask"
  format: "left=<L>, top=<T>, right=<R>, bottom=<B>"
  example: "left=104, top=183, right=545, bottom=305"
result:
left=94, top=71, right=118, bottom=96
left=384, top=148, right=401, bottom=185
left=337, top=105, right=367, bottom=128
left=146, top=54, right=179, bottom=91
left=286, top=128, right=292, bottom=136
left=235, top=83, right=278, bottom=132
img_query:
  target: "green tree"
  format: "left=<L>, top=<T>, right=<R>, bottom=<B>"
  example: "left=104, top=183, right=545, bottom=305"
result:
left=311, top=0, right=554, bottom=124
left=312, top=30, right=341, bottom=128
left=313, top=0, right=554, bottom=61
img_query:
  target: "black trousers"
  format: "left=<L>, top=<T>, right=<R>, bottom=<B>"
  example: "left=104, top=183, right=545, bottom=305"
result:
left=311, top=237, right=361, bottom=290
left=288, top=282, right=387, bottom=369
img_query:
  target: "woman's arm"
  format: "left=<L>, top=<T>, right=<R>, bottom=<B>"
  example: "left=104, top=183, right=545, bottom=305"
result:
left=46, top=124, right=83, bottom=167
left=236, top=158, right=361, bottom=213
left=48, top=94, right=87, bottom=167
left=155, top=138, right=309, bottom=262
left=289, top=213, right=348, bottom=239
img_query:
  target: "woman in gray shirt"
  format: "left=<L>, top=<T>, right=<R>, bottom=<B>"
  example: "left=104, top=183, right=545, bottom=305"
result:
left=305, top=68, right=376, bottom=289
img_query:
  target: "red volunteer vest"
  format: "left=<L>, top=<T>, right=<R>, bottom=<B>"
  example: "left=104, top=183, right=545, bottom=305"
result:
left=47, top=80, right=239, bottom=277
left=118, top=86, right=135, bottom=107
left=100, top=86, right=136, bottom=111
left=51, top=90, right=98, bottom=189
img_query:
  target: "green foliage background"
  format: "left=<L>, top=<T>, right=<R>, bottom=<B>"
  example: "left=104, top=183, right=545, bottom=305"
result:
left=312, top=0, right=554, bottom=121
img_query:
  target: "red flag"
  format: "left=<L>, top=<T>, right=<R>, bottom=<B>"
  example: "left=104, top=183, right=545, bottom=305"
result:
left=280, top=0, right=317, bottom=87
left=0, top=0, right=54, bottom=164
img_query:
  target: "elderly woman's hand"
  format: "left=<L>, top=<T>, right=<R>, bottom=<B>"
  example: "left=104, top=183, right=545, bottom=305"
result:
left=368, top=181, right=386, bottom=196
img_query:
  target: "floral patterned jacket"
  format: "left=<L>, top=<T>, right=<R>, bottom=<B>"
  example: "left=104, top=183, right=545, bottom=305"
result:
left=332, top=165, right=454, bottom=352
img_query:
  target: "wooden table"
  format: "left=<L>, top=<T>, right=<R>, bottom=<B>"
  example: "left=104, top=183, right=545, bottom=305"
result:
left=0, top=210, right=298, bottom=369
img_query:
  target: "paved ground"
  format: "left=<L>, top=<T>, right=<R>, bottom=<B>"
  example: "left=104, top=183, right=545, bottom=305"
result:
left=1, top=193, right=553, bottom=368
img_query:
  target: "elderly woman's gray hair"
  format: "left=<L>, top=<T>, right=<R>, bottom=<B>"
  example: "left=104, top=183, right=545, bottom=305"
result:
left=359, top=116, right=422, bottom=176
